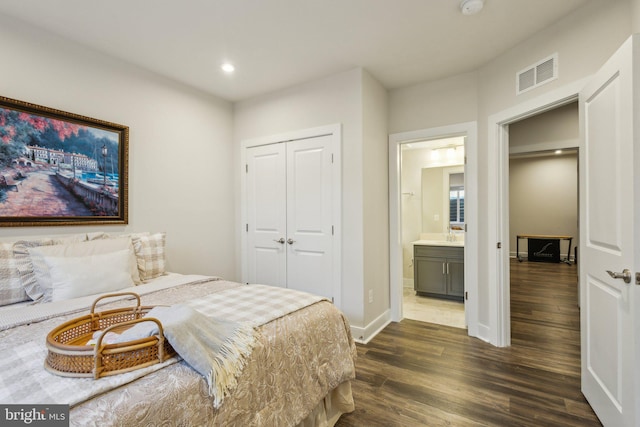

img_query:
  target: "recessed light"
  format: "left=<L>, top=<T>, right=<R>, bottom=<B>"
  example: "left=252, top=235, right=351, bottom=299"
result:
left=221, top=63, right=235, bottom=73
left=555, top=150, right=562, bottom=155
left=460, top=0, right=484, bottom=15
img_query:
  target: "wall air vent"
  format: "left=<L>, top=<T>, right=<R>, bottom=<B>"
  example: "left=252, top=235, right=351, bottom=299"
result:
left=516, top=53, right=558, bottom=95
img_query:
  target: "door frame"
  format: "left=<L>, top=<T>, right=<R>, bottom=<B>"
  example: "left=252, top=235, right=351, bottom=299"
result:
left=490, top=78, right=589, bottom=346
left=389, top=121, right=478, bottom=337
left=240, top=123, right=342, bottom=307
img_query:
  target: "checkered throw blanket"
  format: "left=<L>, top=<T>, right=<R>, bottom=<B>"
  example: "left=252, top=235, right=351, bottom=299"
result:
left=0, top=283, right=325, bottom=407
left=185, top=284, right=326, bottom=327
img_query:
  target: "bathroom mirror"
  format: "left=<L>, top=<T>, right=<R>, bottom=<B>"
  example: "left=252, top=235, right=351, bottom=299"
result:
left=448, top=172, right=464, bottom=230
left=421, top=166, right=464, bottom=234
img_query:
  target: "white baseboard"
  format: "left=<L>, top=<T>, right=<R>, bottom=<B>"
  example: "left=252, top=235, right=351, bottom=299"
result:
left=476, top=322, right=492, bottom=344
left=351, top=309, right=392, bottom=344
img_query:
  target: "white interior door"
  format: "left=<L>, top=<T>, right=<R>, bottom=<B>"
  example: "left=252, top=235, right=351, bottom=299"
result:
left=246, top=134, right=335, bottom=300
left=285, top=135, right=334, bottom=299
left=246, top=143, right=287, bottom=287
left=580, top=35, right=638, bottom=427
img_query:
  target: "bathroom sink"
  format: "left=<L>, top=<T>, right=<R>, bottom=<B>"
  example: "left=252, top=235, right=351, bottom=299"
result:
left=411, top=239, right=464, bottom=247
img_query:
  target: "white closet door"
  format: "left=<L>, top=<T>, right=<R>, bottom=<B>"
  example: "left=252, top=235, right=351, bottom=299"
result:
left=246, top=143, right=287, bottom=287
left=286, top=135, right=333, bottom=299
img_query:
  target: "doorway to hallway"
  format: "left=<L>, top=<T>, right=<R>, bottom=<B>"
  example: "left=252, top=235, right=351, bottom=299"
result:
left=506, top=101, right=579, bottom=340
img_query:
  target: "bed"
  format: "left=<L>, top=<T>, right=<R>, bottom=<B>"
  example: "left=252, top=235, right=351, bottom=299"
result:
left=0, top=232, right=356, bottom=426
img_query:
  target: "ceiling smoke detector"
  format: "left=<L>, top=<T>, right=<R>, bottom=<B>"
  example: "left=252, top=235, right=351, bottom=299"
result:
left=460, top=0, right=484, bottom=15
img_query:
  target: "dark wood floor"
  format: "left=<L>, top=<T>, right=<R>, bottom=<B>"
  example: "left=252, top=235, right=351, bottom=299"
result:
left=336, top=259, right=602, bottom=427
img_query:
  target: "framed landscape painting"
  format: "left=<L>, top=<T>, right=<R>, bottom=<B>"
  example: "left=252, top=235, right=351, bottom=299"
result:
left=0, top=95, right=128, bottom=226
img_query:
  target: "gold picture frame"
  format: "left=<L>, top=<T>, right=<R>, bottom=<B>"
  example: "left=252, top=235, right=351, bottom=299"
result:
left=0, top=95, right=128, bottom=226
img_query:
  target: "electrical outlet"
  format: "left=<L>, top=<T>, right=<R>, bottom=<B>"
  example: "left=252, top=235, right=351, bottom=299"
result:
left=368, top=289, right=373, bottom=303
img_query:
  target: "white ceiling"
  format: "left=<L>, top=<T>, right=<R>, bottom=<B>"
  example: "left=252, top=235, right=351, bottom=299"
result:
left=0, top=0, right=595, bottom=102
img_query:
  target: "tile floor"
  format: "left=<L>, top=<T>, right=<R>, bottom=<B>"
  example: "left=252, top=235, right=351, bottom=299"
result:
left=402, top=287, right=466, bottom=329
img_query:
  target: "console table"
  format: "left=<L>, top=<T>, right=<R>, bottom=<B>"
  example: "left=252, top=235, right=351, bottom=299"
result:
left=516, top=234, right=573, bottom=265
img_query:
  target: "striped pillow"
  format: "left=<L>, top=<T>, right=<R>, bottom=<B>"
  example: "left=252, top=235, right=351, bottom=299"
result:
left=87, top=231, right=150, bottom=241
left=0, top=242, right=27, bottom=306
left=13, top=239, right=56, bottom=302
left=132, top=232, right=166, bottom=282
left=0, top=239, right=56, bottom=306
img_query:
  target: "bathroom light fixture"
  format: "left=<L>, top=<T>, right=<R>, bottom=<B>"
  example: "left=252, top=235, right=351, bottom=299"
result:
left=555, top=149, right=563, bottom=154
left=221, top=63, right=235, bottom=73
left=460, top=0, right=484, bottom=15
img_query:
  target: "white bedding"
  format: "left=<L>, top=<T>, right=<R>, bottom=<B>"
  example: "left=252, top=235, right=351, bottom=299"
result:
left=0, top=233, right=356, bottom=426
left=0, top=274, right=357, bottom=426
left=0, top=273, right=217, bottom=407
left=0, top=274, right=327, bottom=407
left=0, top=272, right=217, bottom=330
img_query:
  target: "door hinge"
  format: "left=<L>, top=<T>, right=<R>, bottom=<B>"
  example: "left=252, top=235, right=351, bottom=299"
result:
left=465, top=291, right=468, bottom=300
left=245, top=164, right=248, bottom=173
left=497, top=242, right=502, bottom=249
left=331, top=297, right=334, bottom=303
left=331, top=153, right=334, bottom=164
left=636, top=272, right=640, bottom=285
left=246, top=224, right=248, bottom=232
left=331, top=225, right=334, bottom=235
left=465, top=224, right=467, bottom=232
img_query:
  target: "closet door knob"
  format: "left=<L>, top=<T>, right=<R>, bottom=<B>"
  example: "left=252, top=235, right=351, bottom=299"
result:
left=287, top=238, right=296, bottom=245
left=273, top=238, right=285, bottom=244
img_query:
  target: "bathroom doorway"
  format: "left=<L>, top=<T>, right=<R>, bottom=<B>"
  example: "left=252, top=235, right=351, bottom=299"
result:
left=389, top=121, right=478, bottom=337
left=399, top=136, right=466, bottom=328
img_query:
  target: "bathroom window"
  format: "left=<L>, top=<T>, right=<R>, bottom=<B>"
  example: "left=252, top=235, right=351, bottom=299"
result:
left=449, top=186, right=464, bottom=225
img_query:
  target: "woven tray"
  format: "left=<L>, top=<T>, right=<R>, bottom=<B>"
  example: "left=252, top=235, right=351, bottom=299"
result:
left=45, top=292, right=176, bottom=379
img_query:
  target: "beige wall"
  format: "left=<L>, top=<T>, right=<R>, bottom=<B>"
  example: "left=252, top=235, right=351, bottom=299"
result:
left=362, top=70, right=390, bottom=325
left=389, top=0, right=630, bottom=332
left=389, top=71, right=478, bottom=134
left=400, top=148, right=426, bottom=281
left=0, top=14, right=236, bottom=279
left=421, top=168, right=445, bottom=235
left=234, top=68, right=389, bottom=334
left=508, top=102, right=579, bottom=257
left=509, top=153, right=578, bottom=260
left=633, top=0, right=640, bottom=32
left=509, top=102, right=579, bottom=153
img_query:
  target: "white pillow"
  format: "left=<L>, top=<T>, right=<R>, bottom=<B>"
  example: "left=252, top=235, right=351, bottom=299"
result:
left=28, top=237, right=141, bottom=302
left=44, top=249, right=134, bottom=302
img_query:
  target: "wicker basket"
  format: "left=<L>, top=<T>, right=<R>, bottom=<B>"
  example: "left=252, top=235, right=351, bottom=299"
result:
left=45, top=292, right=176, bottom=379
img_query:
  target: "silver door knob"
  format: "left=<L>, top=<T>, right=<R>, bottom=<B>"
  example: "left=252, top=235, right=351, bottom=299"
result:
left=606, top=269, right=632, bottom=284
left=273, top=238, right=285, bottom=244
left=287, top=238, right=296, bottom=245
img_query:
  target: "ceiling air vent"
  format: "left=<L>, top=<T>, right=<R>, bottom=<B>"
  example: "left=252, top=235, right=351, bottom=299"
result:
left=516, top=54, right=558, bottom=95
